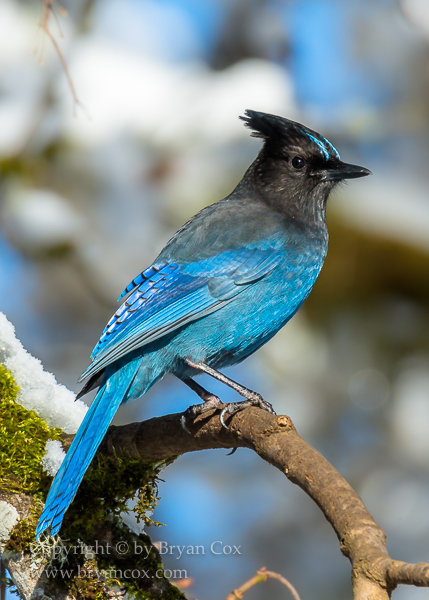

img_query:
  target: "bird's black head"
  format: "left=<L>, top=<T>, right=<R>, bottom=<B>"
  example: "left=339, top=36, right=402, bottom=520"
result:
left=240, top=110, right=371, bottom=223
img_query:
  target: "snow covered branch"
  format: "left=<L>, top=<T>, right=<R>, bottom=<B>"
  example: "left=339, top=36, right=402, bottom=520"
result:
left=0, top=313, right=87, bottom=435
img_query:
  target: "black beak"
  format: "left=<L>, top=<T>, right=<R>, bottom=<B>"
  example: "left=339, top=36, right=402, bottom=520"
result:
left=320, top=161, right=372, bottom=182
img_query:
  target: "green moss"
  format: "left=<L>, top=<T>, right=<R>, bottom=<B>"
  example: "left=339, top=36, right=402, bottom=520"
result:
left=43, top=453, right=185, bottom=600
left=64, top=559, right=119, bottom=600
left=0, top=363, right=183, bottom=599
left=81, top=523, right=185, bottom=600
left=0, top=363, right=63, bottom=496
left=0, top=365, right=19, bottom=400
left=61, top=451, right=172, bottom=537
left=39, top=420, right=180, bottom=597
left=45, top=509, right=185, bottom=600
left=5, top=501, right=44, bottom=553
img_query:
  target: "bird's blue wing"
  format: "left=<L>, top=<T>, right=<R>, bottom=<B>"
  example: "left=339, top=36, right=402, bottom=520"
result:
left=80, top=244, right=284, bottom=381
left=39, top=243, right=284, bottom=537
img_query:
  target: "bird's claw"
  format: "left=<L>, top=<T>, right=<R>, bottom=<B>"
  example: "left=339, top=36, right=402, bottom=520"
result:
left=182, top=394, right=275, bottom=433
left=256, top=397, right=277, bottom=415
left=226, top=447, right=238, bottom=456
left=219, top=395, right=276, bottom=429
left=219, top=407, right=230, bottom=430
left=181, top=394, right=224, bottom=434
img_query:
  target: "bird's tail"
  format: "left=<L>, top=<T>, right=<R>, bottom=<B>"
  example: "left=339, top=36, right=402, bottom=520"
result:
left=36, top=361, right=140, bottom=538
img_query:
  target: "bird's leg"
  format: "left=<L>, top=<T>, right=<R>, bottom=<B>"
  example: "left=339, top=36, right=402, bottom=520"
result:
left=184, top=359, right=276, bottom=428
left=179, top=377, right=225, bottom=432
left=185, top=359, right=274, bottom=406
left=182, top=377, right=224, bottom=410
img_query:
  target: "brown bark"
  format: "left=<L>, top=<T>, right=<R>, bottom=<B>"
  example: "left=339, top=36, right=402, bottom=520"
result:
left=98, top=406, right=429, bottom=598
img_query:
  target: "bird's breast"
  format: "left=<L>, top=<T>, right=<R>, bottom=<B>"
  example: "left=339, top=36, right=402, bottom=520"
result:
left=173, top=242, right=327, bottom=372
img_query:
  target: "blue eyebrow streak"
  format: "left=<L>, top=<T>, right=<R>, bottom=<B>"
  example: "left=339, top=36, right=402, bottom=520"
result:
left=304, top=132, right=340, bottom=161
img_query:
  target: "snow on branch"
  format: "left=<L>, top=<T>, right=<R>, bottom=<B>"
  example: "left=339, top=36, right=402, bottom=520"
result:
left=0, top=312, right=87, bottom=433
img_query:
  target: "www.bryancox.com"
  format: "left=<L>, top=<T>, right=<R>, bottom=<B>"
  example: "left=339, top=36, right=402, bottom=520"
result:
left=44, top=565, right=189, bottom=581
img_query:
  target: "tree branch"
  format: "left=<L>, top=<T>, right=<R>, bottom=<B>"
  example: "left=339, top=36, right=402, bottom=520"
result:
left=3, top=401, right=429, bottom=599
left=96, top=406, right=429, bottom=599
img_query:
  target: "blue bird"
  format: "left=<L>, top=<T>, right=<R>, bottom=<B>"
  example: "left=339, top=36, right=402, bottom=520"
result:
left=36, top=110, right=370, bottom=537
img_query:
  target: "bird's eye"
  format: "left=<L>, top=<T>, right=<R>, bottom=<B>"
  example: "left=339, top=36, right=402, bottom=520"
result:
left=291, top=156, right=306, bottom=169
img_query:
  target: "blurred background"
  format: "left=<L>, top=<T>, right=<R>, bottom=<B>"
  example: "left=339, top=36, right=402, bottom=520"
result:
left=1, top=0, right=429, bottom=598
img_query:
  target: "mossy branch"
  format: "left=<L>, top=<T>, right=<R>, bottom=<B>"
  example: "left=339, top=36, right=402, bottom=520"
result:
left=2, top=358, right=429, bottom=599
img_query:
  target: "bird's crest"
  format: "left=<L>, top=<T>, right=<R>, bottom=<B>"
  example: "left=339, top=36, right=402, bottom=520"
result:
left=240, top=110, right=340, bottom=160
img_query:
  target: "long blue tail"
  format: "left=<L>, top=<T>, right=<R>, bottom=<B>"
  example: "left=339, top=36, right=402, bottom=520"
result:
left=36, top=362, right=139, bottom=538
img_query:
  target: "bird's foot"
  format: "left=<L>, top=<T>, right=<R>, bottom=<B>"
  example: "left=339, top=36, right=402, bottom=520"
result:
left=218, top=394, right=276, bottom=429
left=180, top=368, right=276, bottom=431
left=181, top=393, right=276, bottom=432
left=181, top=393, right=224, bottom=433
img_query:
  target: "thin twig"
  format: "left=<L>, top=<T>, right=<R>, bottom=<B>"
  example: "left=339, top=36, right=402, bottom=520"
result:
left=225, top=566, right=301, bottom=600
left=38, top=0, right=87, bottom=115
left=262, top=568, right=301, bottom=600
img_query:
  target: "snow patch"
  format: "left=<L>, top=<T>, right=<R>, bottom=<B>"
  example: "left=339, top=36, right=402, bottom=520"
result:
left=0, top=312, right=88, bottom=433
left=41, top=439, right=66, bottom=476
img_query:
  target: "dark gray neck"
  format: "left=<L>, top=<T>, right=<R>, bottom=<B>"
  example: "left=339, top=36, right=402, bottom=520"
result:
left=237, top=156, right=331, bottom=232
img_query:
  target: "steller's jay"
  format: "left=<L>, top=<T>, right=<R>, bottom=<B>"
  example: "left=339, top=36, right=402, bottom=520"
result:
left=36, top=110, right=370, bottom=537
